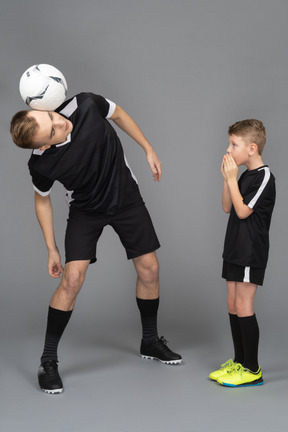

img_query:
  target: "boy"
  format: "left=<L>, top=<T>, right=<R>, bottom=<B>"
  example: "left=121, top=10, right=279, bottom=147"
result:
left=209, top=119, right=275, bottom=387
left=10, top=92, right=182, bottom=394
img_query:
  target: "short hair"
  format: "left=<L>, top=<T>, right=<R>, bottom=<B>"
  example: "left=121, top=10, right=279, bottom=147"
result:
left=10, top=110, right=40, bottom=149
left=228, top=119, right=266, bottom=155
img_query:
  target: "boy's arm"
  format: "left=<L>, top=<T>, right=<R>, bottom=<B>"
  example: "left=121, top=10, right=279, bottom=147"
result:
left=222, top=154, right=253, bottom=219
left=34, top=192, right=64, bottom=278
left=222, top=181, right=232, bottom=213
left=110, top=105, right=161, bottom=182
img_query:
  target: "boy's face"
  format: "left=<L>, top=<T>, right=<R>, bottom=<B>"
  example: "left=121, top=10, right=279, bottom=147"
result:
left=27, top=110, right=73, bottom=149
left=226, top=134, right=251, bottom=166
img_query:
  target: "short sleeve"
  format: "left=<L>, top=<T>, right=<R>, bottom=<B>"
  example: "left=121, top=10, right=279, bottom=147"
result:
left=242, top=167, right=272, bottom=210
left=90, top=94, right=116, bottom=118
left=29, top=167, right=54, bottom=196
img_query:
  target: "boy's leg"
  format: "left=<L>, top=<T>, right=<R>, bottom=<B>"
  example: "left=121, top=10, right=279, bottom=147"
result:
left=226, top=281, right=244, bottom=363
left=38, top=260, right=90, bottom=394
left=209, top=281, right=243, bottom=381
left=235, top=282, right=259, bottom=372
left=133, top=252, right=181, bottom=364
left=217, top=282, right=263, bottom=386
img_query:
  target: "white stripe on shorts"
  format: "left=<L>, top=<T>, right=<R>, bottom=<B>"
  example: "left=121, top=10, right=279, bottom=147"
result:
left=243, top=266, right=250, bottom=283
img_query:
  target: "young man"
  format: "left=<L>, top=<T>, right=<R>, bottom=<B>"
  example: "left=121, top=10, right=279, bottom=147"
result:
left=209, top=119, right=275, bottom=387
left=10, top=92, right=182, bottom=394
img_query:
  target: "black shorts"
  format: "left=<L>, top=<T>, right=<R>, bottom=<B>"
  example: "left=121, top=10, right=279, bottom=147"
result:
left=222, top=260, right=265, bottom=286
left=65, top=203, right=160, bottom=264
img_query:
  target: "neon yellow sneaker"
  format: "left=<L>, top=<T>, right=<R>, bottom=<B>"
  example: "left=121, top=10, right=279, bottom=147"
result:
left=217, top=363, right=263, bottom=387
left=209, top=359, right=236, bottom=381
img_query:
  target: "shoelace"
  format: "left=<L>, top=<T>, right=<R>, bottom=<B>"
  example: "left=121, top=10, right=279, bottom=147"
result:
left=220, top=359, right=234, bottom=370
left=42, top=361, right=58, bottom=376
left=227, top=363, right=245, bottom=375
left=157, top=336, right=172, bottom=353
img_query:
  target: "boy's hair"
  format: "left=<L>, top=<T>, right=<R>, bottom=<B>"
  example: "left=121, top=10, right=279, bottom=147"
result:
left=10, top=110, right=40, bottom=149
left=228, top=119, right=266, bottom=155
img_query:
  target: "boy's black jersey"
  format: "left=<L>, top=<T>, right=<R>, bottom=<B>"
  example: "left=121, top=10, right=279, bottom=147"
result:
left=28, top=93, right=143, bottom=214
left=223, top=165, right=275, bottom=269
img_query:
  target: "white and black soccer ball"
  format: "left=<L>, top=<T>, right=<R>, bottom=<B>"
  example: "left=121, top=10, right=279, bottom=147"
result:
left=19, top=64, right=68, bottom=111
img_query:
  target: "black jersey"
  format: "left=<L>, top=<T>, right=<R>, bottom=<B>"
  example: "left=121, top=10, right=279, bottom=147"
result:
left=222, top=165, right=275, bottom=269
left=28, top=93, right=143, bottom=213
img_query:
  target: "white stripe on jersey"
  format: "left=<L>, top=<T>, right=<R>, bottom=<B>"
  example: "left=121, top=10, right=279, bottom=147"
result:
left=248, top=166, right=271, bottom=209
left=33, top=185, right=51, bottom=196
left=60, top=96, right=78, bottom=118
left=243, top=266, right=250, bottom=283
left=105, top=99, right=116, bottom=118
left=124, top=154, right=138, bottom=184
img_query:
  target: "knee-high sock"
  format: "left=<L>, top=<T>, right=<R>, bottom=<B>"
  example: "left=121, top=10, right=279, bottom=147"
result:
left=239, top=314, right=259, bottom=372
left=136, top=297, right=159, bottom=343
left=229, top=313, right=244, bottom=364
left=40, top=306, right=73, bottom=364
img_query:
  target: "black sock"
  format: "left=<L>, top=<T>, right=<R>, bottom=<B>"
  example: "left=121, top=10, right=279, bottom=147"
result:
left=239, top=314, right=259, bottom=372
left=40, top=306, right=73, bottom=364
left=136, top=297, right=159, bottom=344
left=229, top=313, right=244, bottom=364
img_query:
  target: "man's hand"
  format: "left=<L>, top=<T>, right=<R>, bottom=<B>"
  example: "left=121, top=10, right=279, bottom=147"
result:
left=146, top=149, right=162, bottom=182
left=222, top=153, right=238, bottom=182
left=48, top=250, right=64, bottom=278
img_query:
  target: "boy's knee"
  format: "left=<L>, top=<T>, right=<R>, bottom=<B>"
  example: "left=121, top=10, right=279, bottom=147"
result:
left=235, top=298, right=246, bottom=316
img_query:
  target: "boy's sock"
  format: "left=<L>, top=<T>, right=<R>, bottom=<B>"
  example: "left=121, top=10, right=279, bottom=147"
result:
left=40, top=306, right=73, bottom=364
left=136, top=297, right=159, bottom=344
left=239, top=314, right=259, bottom=372
left=229, top=313, right=244, bottom=364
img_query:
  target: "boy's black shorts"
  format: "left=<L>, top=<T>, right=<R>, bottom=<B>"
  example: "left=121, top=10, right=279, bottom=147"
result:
left=222, top=260, right=265, bottom=286
left=65, top=203, right=160, bottom=264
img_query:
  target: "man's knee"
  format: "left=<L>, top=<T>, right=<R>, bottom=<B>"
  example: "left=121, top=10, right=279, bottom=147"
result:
left=61, top=265, right=87, bottom=297
left=135, top=253, right=159, bottom=283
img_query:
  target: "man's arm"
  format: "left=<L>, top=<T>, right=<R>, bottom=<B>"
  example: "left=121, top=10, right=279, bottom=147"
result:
left=34, top=192, right=64, bottom=278
left=222, top=154, right=253, bottom=219
left=110, top=105, right=161, bottom=182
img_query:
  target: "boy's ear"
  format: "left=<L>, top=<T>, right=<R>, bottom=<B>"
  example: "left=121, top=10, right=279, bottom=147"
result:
left=249, top=142, right=258, bottom=155
left=40, top=144, right=51, bottom=151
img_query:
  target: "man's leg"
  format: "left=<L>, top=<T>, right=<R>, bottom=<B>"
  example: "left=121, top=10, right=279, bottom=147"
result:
left=38, top=260, right=90, bottom=394
left=133, top=252, right=181, bottom=365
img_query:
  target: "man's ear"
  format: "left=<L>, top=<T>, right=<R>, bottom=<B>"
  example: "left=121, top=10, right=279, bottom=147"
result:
left=40, top=144, right=51, bottom=151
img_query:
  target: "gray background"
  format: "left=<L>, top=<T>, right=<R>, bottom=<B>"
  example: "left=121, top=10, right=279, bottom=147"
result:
left=1, top=0, right=287, bottom=431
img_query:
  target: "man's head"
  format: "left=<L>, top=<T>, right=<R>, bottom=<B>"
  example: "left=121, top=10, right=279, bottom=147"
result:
left=227, top=119, right=266, bottom=166
left=10, top=110, right=73, bottom=150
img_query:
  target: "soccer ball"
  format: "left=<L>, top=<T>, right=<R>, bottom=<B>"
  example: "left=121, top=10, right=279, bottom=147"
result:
left=19, top=64, right=68, bottom=111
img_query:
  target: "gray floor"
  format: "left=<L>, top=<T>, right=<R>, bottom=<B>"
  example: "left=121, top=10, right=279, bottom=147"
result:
left=1, top=318, right=287, bottom=432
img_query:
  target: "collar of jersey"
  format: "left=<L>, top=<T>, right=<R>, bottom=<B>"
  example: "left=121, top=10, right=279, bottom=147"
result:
left=55, top=133, right=72, bottom=147
left=32, top=133, right=72, bottom=155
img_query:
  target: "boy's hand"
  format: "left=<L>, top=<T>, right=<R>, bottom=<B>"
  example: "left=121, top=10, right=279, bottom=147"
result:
left=221, top=155, right=226, bottom=179
left=222, top=153, right=238, bottom=182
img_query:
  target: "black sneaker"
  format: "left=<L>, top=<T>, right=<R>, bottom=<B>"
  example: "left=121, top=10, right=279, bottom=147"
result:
left=38, top=360, right=63, bottom=394
left=140, top=336, right=182, bottom=365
